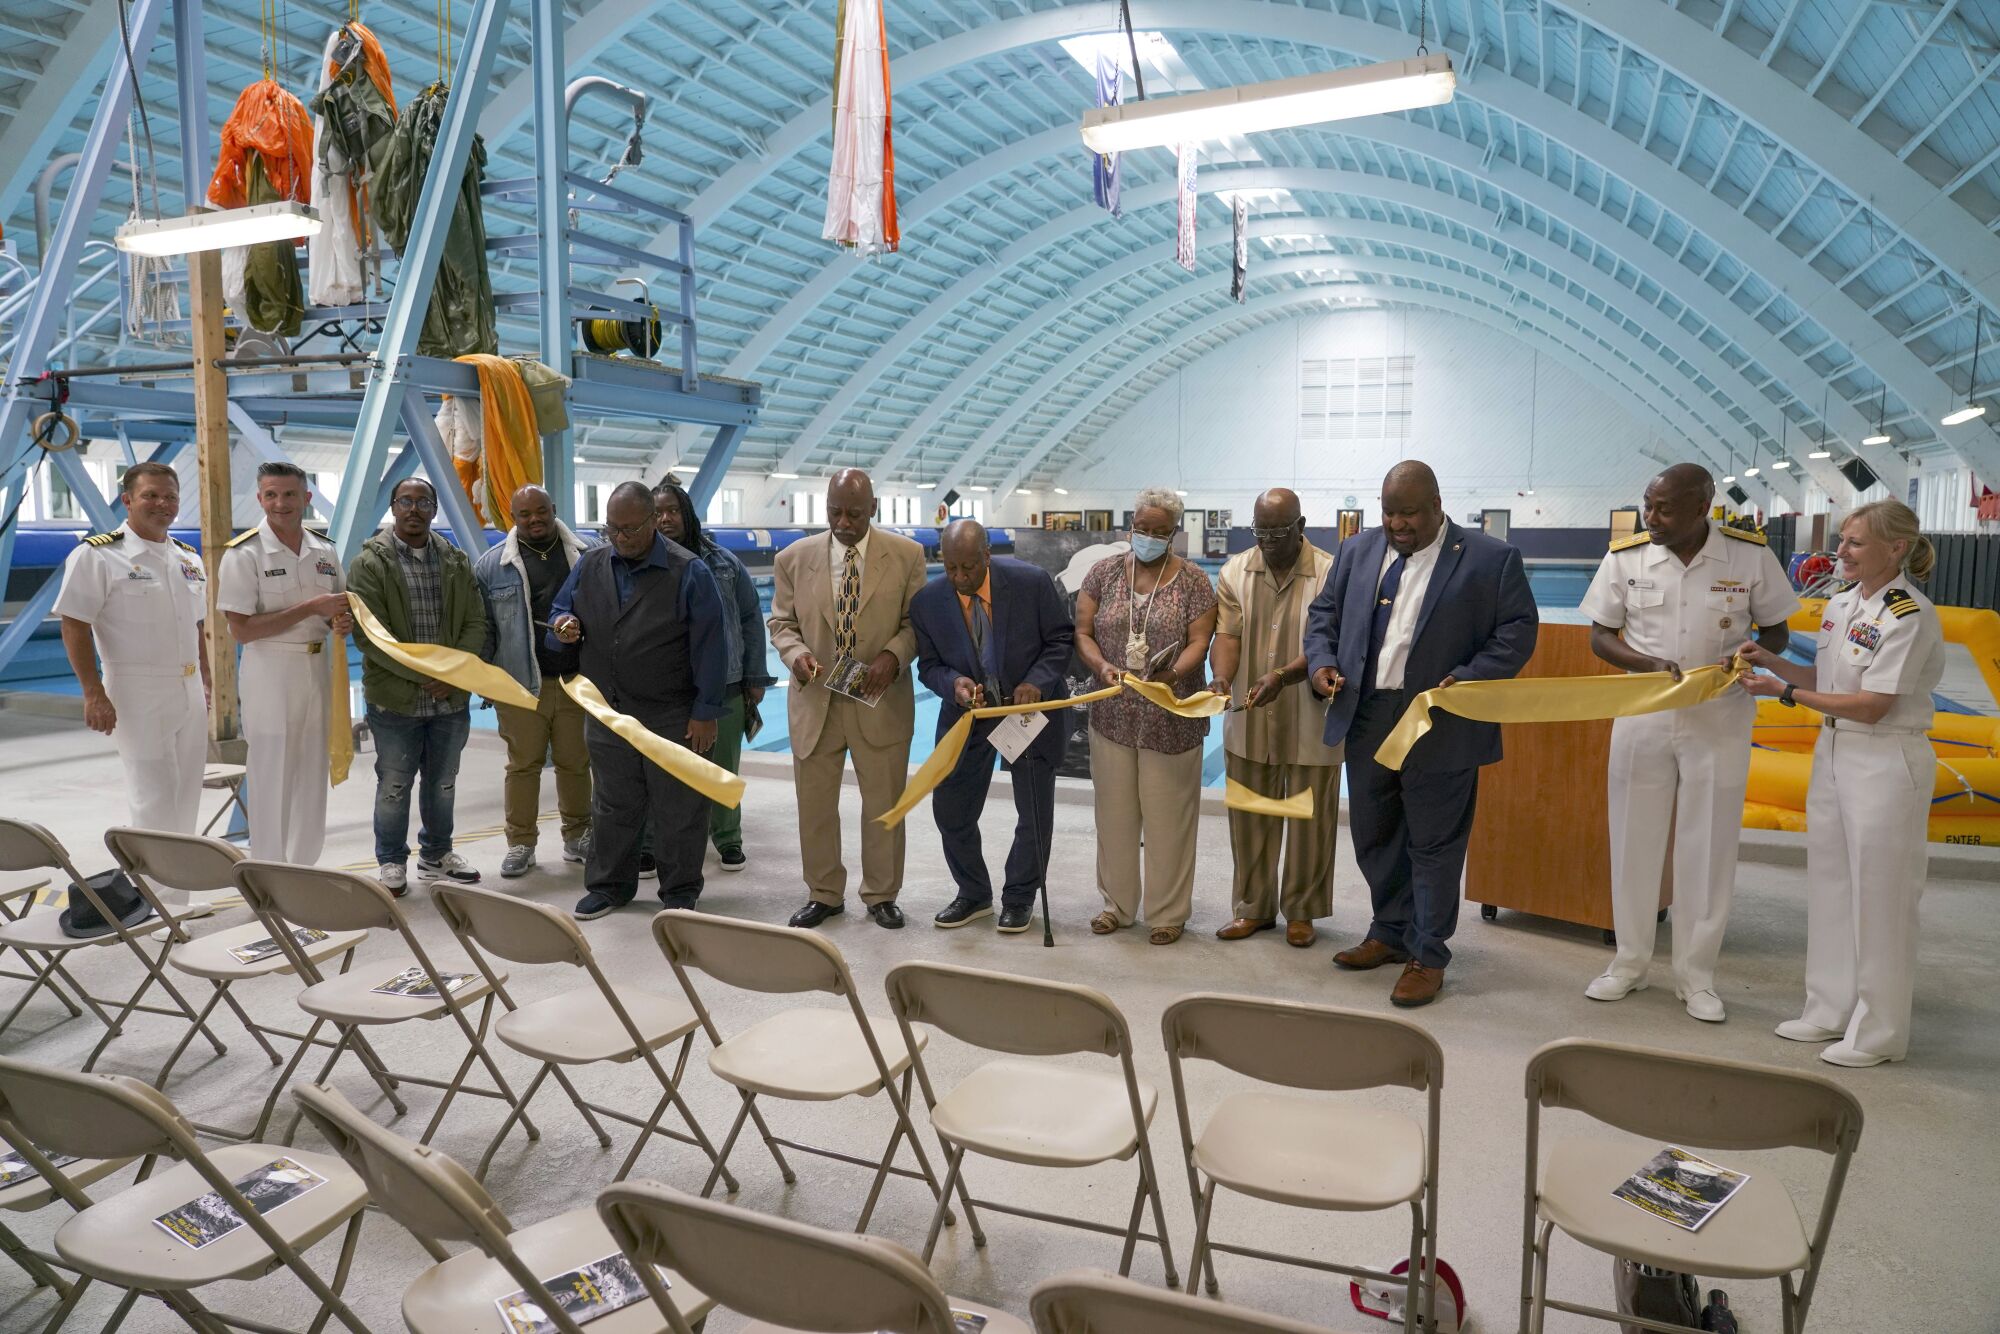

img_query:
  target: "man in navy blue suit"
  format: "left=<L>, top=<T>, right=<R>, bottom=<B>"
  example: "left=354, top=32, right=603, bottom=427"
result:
left=912, top=520, right=1074, bottom=934
left=1304, top=461, right=1538, bottom=1006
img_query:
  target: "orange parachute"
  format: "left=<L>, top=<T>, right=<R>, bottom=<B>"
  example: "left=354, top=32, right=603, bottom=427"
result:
left=208, top=79, right=315, bottom=225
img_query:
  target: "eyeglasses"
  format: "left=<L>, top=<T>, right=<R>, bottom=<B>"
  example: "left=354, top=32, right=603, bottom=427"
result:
left=391, top=496, right=437, bottom=513
left=605, top=521, right=654, bottom=539
left=1252, top=521, right=1302, bottom=540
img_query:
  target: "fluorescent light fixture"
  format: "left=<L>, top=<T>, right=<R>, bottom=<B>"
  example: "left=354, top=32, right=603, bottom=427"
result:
left=1722, top=475, right=1736, bottom=484
left=1942, top=403, right=1987, bottom=426
left=769, top=472, right=800, bottom=480
left=1053, top=487, right=1070, bottom=495
left=1771, top=460, right=1792, bottom=470
left=1861, top=432, right=1890, bottom=446
left=115, top=201, right=321, bottom=256
left=1174, top=489, right=1189, bottom=497
left=968, top=485, right=990, bottom=492
left=1523, top=488, right=1535, bottom=496
left=1079, top=54, right=1456, bottom=154
left=1016, top=488, right=1037, bottom=496
left=1807, top=450, right=1832, bottom=460
left=1742, top=466, right=1760, bottom=477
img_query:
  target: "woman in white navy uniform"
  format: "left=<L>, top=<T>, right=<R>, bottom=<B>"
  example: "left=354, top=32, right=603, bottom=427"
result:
left=1732, top=499, right=1944, bottom=1068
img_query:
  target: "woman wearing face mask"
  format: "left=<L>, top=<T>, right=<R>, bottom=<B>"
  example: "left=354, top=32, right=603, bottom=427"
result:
left=1074, top=487, right=1219, bottom=945
left=1731, top=499, right=1944, bottom=1067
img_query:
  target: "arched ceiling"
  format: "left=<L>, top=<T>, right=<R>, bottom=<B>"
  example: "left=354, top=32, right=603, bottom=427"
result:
left=6, top=0, right=1999, bottom=490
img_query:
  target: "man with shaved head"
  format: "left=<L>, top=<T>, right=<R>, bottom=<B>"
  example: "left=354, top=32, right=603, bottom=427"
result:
left=910, top=519, right=1073, bottom=933
left=1579, top=462, right=1798, bottom=1021
left=474, top=483, right=600, bottom=878
left=1304, top=460, right=1538, bottom=1006
left=767, top=468, right=928, bottom=929
left=1208, top=489, right=1343, bottom=947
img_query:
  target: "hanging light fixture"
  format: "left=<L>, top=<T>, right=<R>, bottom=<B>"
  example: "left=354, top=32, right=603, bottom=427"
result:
left=1770, top=414, right=1792, bottom=469
left=1862, top=385, right=1891, bottom=445
left=115, top=200, right=321, bottom=256
left=1808, top=385, right=1833, bottom=459
left=1942, top=304, right=1988, bottom=426
left=1743, top=435, right=1761, bottom=478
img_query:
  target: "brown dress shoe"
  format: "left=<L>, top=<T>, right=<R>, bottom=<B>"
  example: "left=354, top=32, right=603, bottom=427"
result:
left=1390, top=962, right=1445, bottom=1008
left=1216, top=917, right=1276, bottom=940
left=1332, top=938, right=1411, bottom=970
left=1285, top=920, right=1317, bottom=948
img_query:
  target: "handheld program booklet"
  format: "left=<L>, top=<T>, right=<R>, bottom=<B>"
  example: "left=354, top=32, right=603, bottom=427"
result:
left=1613, top=1145, right=1749, bottom=1232
left=988, top=710, right=1047, bottom=763
left=494, top=1252, right=666, bottom=1332
left=228, top=927, right=330, bottom=966
left=822, top=653, right=880, bottom=707
left=154, top=1157, right=327, bottom=1249
left=369, top=966, right=477, bottom=999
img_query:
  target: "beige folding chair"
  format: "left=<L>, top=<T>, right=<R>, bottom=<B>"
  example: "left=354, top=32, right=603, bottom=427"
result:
left=432, top=883, right=738, bottom=1185
left=651, top=909, right=952, bottom=1232
left=1030, top=1270, right=1357, bottom=1333
left=231, top=859, right=539, bottom=1159
left=883, top=961, right=1178, bottom=1284
left=0, top=1132, right=137, bottom=1328
left=0, top=1055, right=371, bottom=1333
left=1161, top=994, right=1441, bottom=1329
left=1521, top=1038, right=1864, bottom=1334
left=293, top=1083, right=717, bottom=1334
left=103, top=828, right=368, bottom=1139
left=597, top=1178, right=1021, bottom=1333
left=0, top=818, right=226, bottom=1073
left=0, top=875, right=88, bottom=1027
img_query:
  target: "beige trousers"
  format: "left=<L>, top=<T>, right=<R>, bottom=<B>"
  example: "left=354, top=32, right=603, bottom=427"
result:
left=1226, top=753, right=1340, bottom=922
left=1091, top=730, right=1202, bottom=930
left=495, top=677, right=592, bottom=847
left=796, top=696, right=910, bottom=906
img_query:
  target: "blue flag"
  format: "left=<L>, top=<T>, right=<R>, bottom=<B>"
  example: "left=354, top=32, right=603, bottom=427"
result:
left=1093, top=51, right=1121, bottom=217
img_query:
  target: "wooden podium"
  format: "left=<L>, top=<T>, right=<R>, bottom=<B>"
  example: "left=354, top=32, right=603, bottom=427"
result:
left=1464, top=622, right=1673, bottom=931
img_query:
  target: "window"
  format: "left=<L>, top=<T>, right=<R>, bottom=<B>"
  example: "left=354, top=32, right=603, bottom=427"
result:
left=1299, top=355, right=1413, bottom=441
left=580, top=485, right=602, bottom=523
left=946, top=497, right=985, bottom=522
left=792, top=491, right=826, bottom=526
left=886, top=495, right=920, bottom=525
left=705, top=488, right=743, bottom=526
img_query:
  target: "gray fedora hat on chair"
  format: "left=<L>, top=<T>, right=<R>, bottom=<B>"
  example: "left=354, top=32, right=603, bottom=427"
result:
left=60, top=870, right=156, bottom=940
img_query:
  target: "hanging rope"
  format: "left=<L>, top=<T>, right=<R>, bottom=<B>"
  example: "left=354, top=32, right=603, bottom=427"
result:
left=434, top=0, right=453, bottom=87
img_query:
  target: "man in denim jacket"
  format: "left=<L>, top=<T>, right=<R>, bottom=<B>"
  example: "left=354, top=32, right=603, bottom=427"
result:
left=473, top=484, right=599, bottom=878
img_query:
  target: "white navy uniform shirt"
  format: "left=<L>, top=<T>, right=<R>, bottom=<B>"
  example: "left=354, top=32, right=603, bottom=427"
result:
left=1814, top=582, right=1944, bottom=731
left=1372, top=524, right=1447, bottom=690
left=52, top=522, right=205, bottom=672
left=1579, top=522, right=1800, bottom=668
left=215, top=523, right=344, bottom=644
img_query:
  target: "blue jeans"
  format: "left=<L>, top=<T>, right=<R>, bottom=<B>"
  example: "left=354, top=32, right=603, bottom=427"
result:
left=368, top=705, right=470, bottom=865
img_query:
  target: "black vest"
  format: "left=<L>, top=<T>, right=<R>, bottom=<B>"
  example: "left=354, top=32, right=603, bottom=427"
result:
left=568, top=540, right=697, bottom=710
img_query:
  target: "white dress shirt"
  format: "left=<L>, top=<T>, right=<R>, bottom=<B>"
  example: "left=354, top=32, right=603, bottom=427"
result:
left=829, top=527, right=872, bottom=599
left=215, top=523, right=345, bottom=644
left=1578, top=523, right=1799, bottom=669
left=1372, top=524, right=1447, bottom=690
left=53, top=522, right=206, bottom=672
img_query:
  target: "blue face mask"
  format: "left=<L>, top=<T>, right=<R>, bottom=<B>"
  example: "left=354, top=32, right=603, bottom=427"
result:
left=1129, top=532, right=1171, bottom=563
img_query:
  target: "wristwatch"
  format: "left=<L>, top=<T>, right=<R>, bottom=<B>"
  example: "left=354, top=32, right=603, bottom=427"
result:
left=1779, top=683, right=1798, bottom=708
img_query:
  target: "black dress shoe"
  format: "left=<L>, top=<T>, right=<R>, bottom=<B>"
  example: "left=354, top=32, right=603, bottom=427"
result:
left=867, top=902, right=906, bottom=929
left=933, top=897, right=994, bottom=929
left=789, top=900, right=844, bottom=929
left=996, top=904, right=1033, bottom=934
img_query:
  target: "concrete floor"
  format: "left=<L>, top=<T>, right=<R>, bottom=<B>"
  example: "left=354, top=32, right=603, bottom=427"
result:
left=0, top=707, right=1993, bottom=1333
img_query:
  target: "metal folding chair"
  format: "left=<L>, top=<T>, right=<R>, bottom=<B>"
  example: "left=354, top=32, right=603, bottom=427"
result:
left=883, top=960, right=1178, bottom=1285
left=231, top=859, right=539, bottom=1160
left=1029, top=1271, right=1351, bottom=1333
left=650, top=909, right=953, bottom=1233
left=0, top=1055, right=371, bottom=1334
left=0, top=1131, right=137, bottom=1328
left=431, top=883, right=738, bottom=1185
left=1161, top=993, right=1441, bottom=1329
left=103, top=828, right=367, bottom=1139
left=0, top=875, right=87, bottom=1027
left=1521, top=1038, right=1864, bottom=1334
left=293, top=1083, right=717, bottom=1334
left=597, top=1179, right=1020, bottom=1334
left=0, top=818, right=224, bottom=1072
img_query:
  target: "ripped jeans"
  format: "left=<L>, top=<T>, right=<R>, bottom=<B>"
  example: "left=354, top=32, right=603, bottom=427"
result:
left=367, top=705, right=471, bottom=866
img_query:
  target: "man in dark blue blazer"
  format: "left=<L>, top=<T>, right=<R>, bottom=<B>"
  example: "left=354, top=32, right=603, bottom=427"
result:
left=912, top=521, right=1074, bottom=934
left=1304, top=461, right=1538, bottom=1006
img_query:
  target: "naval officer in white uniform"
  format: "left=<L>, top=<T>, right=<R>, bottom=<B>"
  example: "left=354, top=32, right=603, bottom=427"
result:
left=55, top=461, right=211, bottom=832
left=215, top=462, right=352, bottom=864
left=1734, top=498, right=1944, bottom=1067
left=1579, top=463, right=1799, bottom=1022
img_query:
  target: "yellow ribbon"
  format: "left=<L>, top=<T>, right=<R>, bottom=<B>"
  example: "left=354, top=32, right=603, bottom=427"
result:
left=876, top=674, right=1229, bottom=828
left=1372, top=660, right=1749, bottom=771
left=347, top=595, right=742, bottom=808
left=1223, top=777, right=1314, bottom=820
left=329, top=632, right=353, bottom=787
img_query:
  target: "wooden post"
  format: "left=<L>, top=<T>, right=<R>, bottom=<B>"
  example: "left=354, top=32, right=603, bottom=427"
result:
left=189, top=248, right=239, bottom=745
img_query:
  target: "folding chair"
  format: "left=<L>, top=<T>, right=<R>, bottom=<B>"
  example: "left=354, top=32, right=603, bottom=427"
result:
left=1521, top=1038, right=1864, bottom=1334
left=0, top=818, right=225, bottom=1072
left=104, top=828, right=368, bottom=1138
left=432, top=883, right=738, bottom=1185
left=0, top=875, right=86, bottom=1025
left=292, top=1083, right=717, bottom=1334
left=231, top=859, right=539, bottom=1159
left=597, top=1179, right=1021, bottom=1334
left=1161, top=994, right=1441, bottom=1329
left=0, top=1132, right=136, bottom=1326
left=883, top=961, right=1178, bottom=1285
left=0, top=1055, right=371, bottom=1334
left=651, top=909, right=952, bottom=1232
left=1028, top=1271, right=1351, bottom=1333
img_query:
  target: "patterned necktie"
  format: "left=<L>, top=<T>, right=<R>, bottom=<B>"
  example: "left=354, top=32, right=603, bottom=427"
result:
left=835, top=543, right=860, bottom=657
left=969, top=594, right=1001, bottom=700
left=1366, top=551, right=1409, bottom=690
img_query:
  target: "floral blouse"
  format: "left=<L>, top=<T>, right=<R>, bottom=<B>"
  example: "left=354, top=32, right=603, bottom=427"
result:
left=1082, top=554, right=1216, bottom=756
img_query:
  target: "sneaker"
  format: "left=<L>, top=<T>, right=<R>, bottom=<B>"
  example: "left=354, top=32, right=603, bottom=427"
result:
left=996, top=904, right=1033, bottom=934
left=637, top=853, right=658, bottom=880
left=416, top=852, right=481, bottom=884
left=377, top=863, right=408, bottom=897
left=718, top=846, right=747, bottom=872
left=933, top=897, right=994, bottom=929
left=562, top=831, right=592, bottom=864
left=500, top=845, right=535, bottom=879
left=572, top=892, right=618, bottom=921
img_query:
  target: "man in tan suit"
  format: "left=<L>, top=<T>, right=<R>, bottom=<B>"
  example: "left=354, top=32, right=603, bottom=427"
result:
left=768, top=469, right=926, bottom=929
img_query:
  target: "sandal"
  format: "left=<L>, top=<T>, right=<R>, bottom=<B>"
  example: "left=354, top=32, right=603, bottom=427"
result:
left=1149, top=924, right=1184, bottom=946
left=1089, top=911, right=1121, bottom=935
